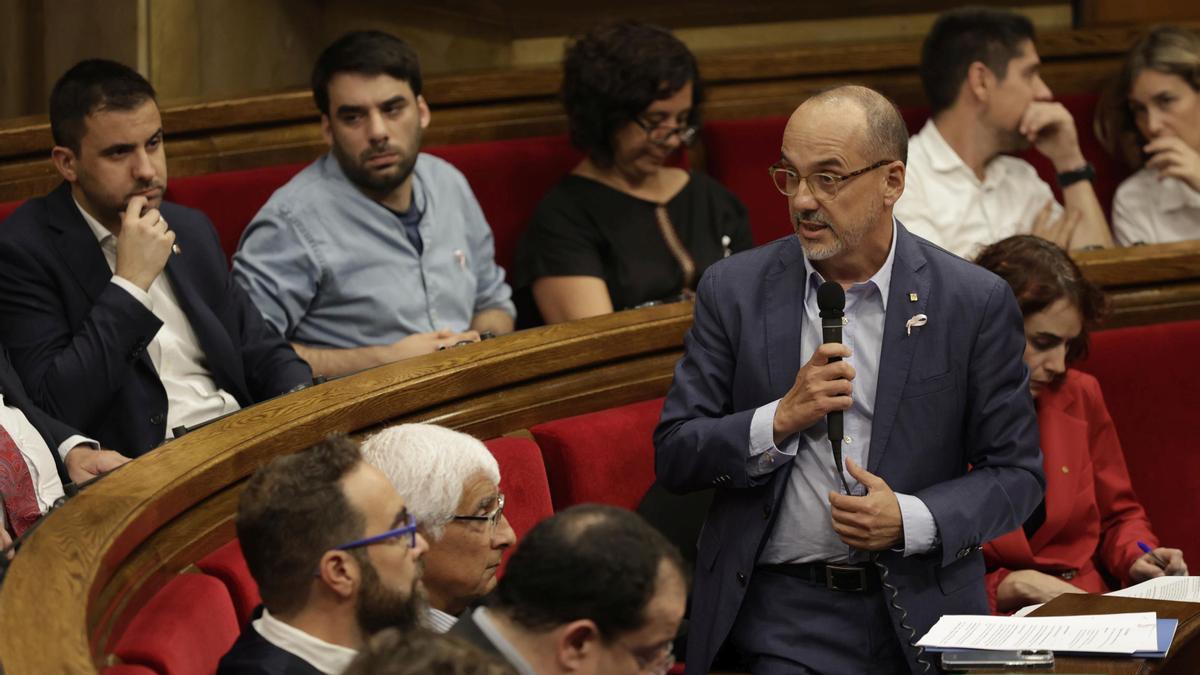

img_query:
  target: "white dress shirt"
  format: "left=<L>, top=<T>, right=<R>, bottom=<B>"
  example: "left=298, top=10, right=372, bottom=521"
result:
left=0, top=395, right=97, bottom=514
left=895, top=119, right=1062, bottom=259
left=76, top=202, right=240, bottom=437
left=1113, top=167, right=1200, bottom=246
left=253, top=608, right=357, bottom=675
left=425, top=606, right=458, bottom=633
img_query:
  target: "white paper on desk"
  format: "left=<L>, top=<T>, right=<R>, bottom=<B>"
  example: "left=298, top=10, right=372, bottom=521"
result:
left=917, top=612, right=1159, bottom=654
left=1107, top=576, right=1200, bottom=602
left=1011, top=602, right=1043, bottom=617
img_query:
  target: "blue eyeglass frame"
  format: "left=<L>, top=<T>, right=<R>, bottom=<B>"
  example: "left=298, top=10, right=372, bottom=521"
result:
left=333, top=512, right=419, bottom=550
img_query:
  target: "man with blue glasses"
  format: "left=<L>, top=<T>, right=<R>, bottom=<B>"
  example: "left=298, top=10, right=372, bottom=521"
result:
left=219, top=435, right=429, bottom=675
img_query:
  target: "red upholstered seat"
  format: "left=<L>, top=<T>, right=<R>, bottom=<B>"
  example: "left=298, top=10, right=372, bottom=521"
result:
left=530, top=398, right=665, bottom=511
left=196, top=538, right=261, bottom=626
left=111, top=572, right=240, bottom=675
left=427, top=135, right=582, bottom=274
left=0, top=199, right=22, bottom=223
left=484, top=435, right=556, bottom=572
left=165, top=162, right=307, bottom=263
left=1075, top=320, right=1200, bottom=567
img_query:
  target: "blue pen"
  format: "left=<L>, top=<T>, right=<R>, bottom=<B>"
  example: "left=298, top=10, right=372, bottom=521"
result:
left=1138, top=540, right=1170, bottom=570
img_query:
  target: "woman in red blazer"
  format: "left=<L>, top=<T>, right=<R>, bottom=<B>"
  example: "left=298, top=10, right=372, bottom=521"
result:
left=976, top=236, right=1188, bottom=614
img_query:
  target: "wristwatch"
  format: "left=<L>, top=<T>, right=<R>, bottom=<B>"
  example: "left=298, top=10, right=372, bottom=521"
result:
left=1056, top=162, right=1095, bottom=188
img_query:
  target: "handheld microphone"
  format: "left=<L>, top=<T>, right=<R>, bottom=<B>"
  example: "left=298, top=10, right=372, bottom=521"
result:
left=817, top=281, right=850, bottom=494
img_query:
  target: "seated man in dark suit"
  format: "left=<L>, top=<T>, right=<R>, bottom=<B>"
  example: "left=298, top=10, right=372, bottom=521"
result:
left=220, top=435, right=430, bottom=675
left=0, top=59, right=312, bottom=457
left=450, top=504, right=686, bottom=675
left=1, top=346, right=128, bottom=553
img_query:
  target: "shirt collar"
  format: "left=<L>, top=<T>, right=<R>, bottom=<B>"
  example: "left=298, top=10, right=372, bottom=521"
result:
left=253, top=608, right=358, bottom=675
left=918, top=119, right=1010, bottom=184
left=425, top=606, right=458, bottom=633
left=74, top=198, right=115, bottom=249
left=472, top=607, right=539, bottom=675
left=802, top=217, right=898, bottom=311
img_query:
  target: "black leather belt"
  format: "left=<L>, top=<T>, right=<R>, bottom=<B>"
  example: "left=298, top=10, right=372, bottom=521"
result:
left=759, top=562, right=880, bottom=593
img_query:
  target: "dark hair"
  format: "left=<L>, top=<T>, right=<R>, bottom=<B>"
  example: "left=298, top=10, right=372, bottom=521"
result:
left=1097, top=25, right=1200, bottom=170
left=49, top=59, right=157, bottom=153
left=974, top=235, right=1108, bottom=364
left=491, top=504, right=685, bottom=640
left=920, top=7, right=1037, bottom=116
left=237, top=434, right=365, bottom=615
left=312, top=30, right=423, bottom=116
left=561, top=20, right=701, bottom=167
left=344, top=628, right=517, bottom=675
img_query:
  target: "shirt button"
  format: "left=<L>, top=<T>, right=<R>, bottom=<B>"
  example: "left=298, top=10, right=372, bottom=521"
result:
left=841, top=317, right=849, bottom=326
left=736, top=571, right=747, bottom=586
left=844, top=436, right=852, bottom=444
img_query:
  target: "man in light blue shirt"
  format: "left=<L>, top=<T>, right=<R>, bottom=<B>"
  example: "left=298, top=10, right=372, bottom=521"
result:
left=233, top=31, right=514, bottom=378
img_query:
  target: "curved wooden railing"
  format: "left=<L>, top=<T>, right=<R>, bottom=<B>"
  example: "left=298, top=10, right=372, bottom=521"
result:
left=0, top=302, right=692, bottom=672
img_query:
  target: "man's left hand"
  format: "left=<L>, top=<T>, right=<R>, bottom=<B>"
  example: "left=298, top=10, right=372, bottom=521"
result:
left=64, top=445, right=132, bottom=484
left=829, top=458, right=903, bottom=551
left=1019, top=101, right=1086, bottom=172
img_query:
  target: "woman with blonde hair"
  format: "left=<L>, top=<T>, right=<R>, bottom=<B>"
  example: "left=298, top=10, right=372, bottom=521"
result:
left=1102, top=26, right=1200, bottom=246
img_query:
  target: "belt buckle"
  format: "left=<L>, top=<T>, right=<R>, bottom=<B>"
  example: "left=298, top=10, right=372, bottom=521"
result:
left=825, top=564, right=867, bottom=592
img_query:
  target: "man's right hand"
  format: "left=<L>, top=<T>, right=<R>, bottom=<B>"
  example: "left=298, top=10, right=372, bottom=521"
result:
left=114, top=196, right=175, bottom=292
left=772, top=343, right=854, bottom=446
left=384, top=329, right=481, bottom=361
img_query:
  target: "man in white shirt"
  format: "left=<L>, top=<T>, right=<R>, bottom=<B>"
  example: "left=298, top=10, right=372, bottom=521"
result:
left=0, top=59, right=312, bottom=457
left=361, top=424, right=516, bottom=633
left=894, top=7, right=1114, bottom=258
left=0, top=348, right=128, bottom=554
left=220, top=435, right=430, bottom=675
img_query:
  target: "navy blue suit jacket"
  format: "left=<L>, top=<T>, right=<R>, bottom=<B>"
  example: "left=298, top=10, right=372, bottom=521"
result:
left=0, top=346, right=79, bottom=485
left=0, top=183, right=312, bottom=457
left=654, top=224, right=1045, bottom=673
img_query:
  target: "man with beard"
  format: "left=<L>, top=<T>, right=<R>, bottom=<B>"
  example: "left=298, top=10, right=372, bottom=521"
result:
left=361, top=424, right=516, bottom=633
left=894, top=7, right=1113, bottom=258
left=233, top=31, right=515, bottom=379
left=0, top=60, right=312, bottom=457
left=654, top=85, right=1044, bottom=673
left=220, top=435, right=430, bottom=675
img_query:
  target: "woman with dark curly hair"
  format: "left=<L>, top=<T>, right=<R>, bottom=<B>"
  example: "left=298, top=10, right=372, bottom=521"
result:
left=1100, top=25, right=1200, bottom=246
left=513, top=21, right=752, bottom=326
left=975, top=235, right=1186, bottom=614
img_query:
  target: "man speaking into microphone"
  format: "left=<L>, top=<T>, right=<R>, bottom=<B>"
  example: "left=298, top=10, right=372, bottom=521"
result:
left=654, top=85, right=1044, bottom=674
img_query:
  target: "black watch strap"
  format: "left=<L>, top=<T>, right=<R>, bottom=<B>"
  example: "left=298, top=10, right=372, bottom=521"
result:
left=1056, top=162, right=1095, bottom=188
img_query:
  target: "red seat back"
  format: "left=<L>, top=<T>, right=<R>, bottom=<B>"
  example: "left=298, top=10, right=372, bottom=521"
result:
left=1075, top=320, right=1200, bottom=566
left=530, top=398, right=665, bottom=511
left=0, top=199, right=22, bottom=223
left=484, top=435, right=555, bottom=571
left=166, top=162, right=308, bottom=263
left=195, top=539, right=261, bottom=627
left=111, top=572, right=240, bottom=675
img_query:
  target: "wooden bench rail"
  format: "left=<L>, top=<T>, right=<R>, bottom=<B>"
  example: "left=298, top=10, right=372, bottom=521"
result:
left=0, top=302, right=692, bottom=673
left=0, top=24, right=1173, bottom=203
left=1074, top=241, right=1200, bottom=328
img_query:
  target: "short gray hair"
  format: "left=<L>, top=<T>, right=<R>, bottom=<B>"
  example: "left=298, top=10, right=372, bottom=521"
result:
left=806, top=85, right=909, bottom=165
left=361, top=424, right=501, bottom=541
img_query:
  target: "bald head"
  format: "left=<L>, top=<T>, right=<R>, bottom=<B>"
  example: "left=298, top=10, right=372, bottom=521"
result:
left=796, top=85, right=908, bottom=165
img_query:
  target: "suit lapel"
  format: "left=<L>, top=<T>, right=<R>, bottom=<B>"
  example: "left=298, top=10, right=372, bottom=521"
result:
left=763, top=238, right=808, bottom=400
left=1027, top=389, right=1084, bottom=551
left=46, top=183, right=116, bottom=305
left=868, top=225, right=929, bottom=474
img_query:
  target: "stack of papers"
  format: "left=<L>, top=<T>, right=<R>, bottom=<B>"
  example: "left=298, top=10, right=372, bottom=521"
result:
left=918, top=612, right=1177, bottom=657
left=1013, top=575, right=1200, bottom=617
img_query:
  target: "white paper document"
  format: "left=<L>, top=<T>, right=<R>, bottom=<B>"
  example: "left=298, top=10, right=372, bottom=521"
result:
left=1106, top=576, right=1200, bottom=602
left=917, top=612, right=1159, bottom=654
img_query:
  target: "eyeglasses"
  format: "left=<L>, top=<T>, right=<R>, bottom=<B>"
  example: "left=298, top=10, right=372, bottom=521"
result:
left=632, top=116, right=698, bottom=147
left=768, top=159, right=893, bottom=201
left=629, top=640, right=675, bottom=675
left=451, top=493, right=506, bottom=531
left=333, top=512, right=419, bottom=551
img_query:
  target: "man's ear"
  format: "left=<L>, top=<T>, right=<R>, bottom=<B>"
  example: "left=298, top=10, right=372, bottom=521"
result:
left=966, top=61, right=996, bottom=105
left=51, top=146, right=78, bottom=183
left=320, top=114, right=334, bottom=147
left=316, top=549, right=358, bottom=600
left=417, top=94, right=431, bottom=131
left=882, top=160, right=906, bottom=206
left=556, top=619, right=600, bottom=672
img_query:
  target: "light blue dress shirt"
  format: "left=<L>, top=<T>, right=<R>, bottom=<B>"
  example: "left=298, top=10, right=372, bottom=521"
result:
left=233, top=153, right=515, bottom=349
left=748, top=220, right=938, bottom=564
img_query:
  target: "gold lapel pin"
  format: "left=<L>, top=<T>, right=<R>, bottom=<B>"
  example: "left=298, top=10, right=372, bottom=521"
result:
left=908, top=292, right=918, bottom=302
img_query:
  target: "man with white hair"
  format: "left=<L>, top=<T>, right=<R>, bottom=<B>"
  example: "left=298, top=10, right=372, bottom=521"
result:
left=362, top=424, right=517, bottom=633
